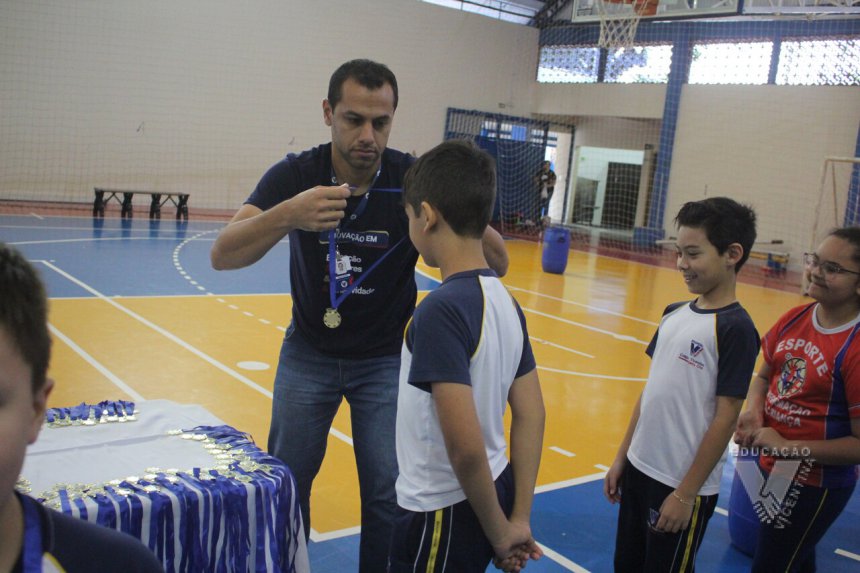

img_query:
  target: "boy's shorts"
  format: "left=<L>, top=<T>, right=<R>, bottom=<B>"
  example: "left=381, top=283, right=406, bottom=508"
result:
left=388, top=464, right=514, bottom=573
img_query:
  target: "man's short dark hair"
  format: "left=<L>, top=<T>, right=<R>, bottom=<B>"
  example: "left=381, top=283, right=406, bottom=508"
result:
left=675, top=197, right=757, bottom=272
left=0, top=242, right=51, bottom=392
left=328, top=59, right=398, bottom=110
left=403, top=140, right=496, bottom=239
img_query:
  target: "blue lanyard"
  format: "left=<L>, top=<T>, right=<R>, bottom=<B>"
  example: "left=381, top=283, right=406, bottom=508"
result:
left=324, top=167, right=405, bottom=311
left=20, top=494, right=44, bottom=572
left=328, top=231, right=406, bottom=311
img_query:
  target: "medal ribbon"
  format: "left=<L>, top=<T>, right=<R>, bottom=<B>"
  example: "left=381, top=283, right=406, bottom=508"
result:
left=326, top=185, right=405, bottom=314
left=20, top=494, right=43, bottom=573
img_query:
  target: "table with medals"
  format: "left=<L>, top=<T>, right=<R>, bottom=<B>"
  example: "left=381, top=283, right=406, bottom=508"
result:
left=18, top=399, right=309, bottom=573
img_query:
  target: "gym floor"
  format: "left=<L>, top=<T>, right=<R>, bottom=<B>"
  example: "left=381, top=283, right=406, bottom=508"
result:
left=3, top=212, right=858, bottom=572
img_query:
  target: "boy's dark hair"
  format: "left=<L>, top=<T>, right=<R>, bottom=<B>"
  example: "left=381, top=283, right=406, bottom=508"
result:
left=0, top=242, right=51, bottom=393
left=829, top=227, right=860, bottom=266
left=403, top=140, right=496, bottom=239
left=328, top=59, right=398, bottom=111
left=675, top=197, right=757, bottom=272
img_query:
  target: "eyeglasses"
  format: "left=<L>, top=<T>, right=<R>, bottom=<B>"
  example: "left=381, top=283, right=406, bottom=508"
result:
left=803, top=253, right=860, bottom=278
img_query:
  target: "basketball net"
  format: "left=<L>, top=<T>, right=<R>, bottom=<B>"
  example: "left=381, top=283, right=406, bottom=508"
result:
left=596, top=0, right=657, bottom=50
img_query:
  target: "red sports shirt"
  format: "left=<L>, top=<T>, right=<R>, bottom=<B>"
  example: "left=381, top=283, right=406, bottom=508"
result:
left=761, top=303, right=860, bottom=487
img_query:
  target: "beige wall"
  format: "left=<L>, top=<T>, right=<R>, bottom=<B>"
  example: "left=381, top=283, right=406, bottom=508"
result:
left=2, top=0, right=858, bottom=266
left=0, top=0, right=539, bottom=208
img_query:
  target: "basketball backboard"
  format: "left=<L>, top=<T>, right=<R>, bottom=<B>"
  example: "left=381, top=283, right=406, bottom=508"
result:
left=571, top=0, right=860, bottom=23
left=571, top=0, right=740, bottom=23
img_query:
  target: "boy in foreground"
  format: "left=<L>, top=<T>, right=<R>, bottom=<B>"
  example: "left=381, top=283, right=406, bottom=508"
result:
left=603, top=198, right=760, bottom=572
left=388, top=141, right=545, bottom=572
left=0, top=242, right=163, bottom=573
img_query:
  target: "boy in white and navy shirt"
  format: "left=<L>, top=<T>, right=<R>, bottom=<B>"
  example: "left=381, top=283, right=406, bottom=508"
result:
left=388, top=141, right=545, bottom=573
left=604, top=197, right=760, bottom=572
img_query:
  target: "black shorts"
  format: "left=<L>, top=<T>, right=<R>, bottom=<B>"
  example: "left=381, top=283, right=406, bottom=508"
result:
left=388, top=464, right=514, bottom=573
left=614, top=460, right=718, bottom=573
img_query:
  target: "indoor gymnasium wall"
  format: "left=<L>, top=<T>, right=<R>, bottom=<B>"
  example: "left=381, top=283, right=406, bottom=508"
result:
left=666, top=84, right=860, bottom=261
left=0, top=0, right=538, bottom=210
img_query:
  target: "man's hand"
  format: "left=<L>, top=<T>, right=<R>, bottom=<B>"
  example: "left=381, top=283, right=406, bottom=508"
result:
left=287, top=184, right=351, bottom=232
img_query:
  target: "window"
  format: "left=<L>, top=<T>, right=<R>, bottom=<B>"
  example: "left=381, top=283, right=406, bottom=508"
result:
left=537, top=45, right=600, bottom=83
left=605, top=45, right=673, bottom=83
left=689, top=41, right=772, bottom=85
left=777, top=38, right=860, bottom=86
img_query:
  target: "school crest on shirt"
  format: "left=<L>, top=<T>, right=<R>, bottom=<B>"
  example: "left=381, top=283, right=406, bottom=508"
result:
left=677, top=339, right=706, bottom=370
left=777, top=354, right=806, bottom=398
left=690, top=340, right=704, bottom=357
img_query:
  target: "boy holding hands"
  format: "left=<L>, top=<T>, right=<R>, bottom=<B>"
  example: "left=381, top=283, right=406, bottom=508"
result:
left=388, top=141, right=545, bottom=572
left=604, top=198, right=760, bottom=572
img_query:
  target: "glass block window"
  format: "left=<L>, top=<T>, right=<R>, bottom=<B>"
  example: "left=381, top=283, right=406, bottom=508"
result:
left=605, top=45, right=673, bottom=83
left=537, top=45, right=600, bottom=83
left=777, top=38, right=860, bottom=86
left=689, top=42, right=772, bottom=85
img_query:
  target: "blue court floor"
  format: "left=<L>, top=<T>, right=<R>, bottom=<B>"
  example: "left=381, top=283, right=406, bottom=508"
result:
left=2, top=213, right=859, bottom=572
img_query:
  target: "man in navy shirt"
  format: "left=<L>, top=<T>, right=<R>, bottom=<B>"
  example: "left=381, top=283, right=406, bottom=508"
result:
left=211, top=59, right=508, bottom=572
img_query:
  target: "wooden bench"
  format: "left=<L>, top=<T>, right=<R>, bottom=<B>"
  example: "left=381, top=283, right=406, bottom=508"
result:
left=749, top=249, right=790, bottom=277
left=93, top=188, right=189, bottom=220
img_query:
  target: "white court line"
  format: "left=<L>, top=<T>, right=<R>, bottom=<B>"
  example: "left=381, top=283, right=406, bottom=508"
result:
left=594, top=464, right=610, bottom=471
left=30, top=213, right=44, bottom=220
left=37, top=260, right=358, bottom=447
left=38, top=260, right=274, bottom=400
left=549, top=446, right=576, bottom=457
left=531, top=336, right=594, bottom=359
left=414, top=267, right=442, bottom=285
left=309, top=525, right=362, bottom=543
left=329, top=427, right=354, bottom=446
left=537, top=542, right=591, bottom=573
left=48, top=323, right=144, bottom=402
left=714, top=507, right=729, bottom=517
left=836, top=549, right=860, bottom=562
left=523, top=307, right=649, bottom=345
left=418, top=269, right=651, bottom=346
left=538, top=366, right=647, bottom=382
left=12, top=237, right=191, bottom=246
left=506, top=285, right=659, bottom=327
left=535, top=471, right=606, bottom=494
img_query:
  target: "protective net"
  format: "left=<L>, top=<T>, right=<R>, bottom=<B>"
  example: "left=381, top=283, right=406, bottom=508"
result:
left=1, top=1, right=859, bottom=288
left=595, top=0, right=657, bottom=49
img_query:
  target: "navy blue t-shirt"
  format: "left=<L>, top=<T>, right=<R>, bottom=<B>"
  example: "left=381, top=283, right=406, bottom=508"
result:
left=246, top=143, right=417, bottom=358
left=13, top=493, right=164, bottom=573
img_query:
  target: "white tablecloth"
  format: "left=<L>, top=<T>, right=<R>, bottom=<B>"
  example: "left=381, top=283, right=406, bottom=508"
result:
left=21, top=399, right=309, bottom=573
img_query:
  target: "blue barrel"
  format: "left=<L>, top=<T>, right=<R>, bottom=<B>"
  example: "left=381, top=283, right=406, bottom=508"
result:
left=728, top=452, right=761, bottom=557
left=541, top=227, right=571, bottom=274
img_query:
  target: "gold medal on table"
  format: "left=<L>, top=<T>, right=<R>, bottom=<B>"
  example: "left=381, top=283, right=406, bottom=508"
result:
left=323, top=307, right=342, bottom=329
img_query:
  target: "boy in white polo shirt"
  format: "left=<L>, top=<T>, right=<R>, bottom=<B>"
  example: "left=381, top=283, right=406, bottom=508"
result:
left=603, top=197, right=760, bottom=572
left=388, top=141, right=545, bottom=573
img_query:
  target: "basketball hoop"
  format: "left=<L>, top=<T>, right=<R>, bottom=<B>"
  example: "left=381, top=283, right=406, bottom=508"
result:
left=595, top=0, right=658, bottom=50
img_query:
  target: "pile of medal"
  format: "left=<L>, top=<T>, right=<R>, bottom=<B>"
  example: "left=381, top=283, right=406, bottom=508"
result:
left=45, top=400, right=137, bottom=428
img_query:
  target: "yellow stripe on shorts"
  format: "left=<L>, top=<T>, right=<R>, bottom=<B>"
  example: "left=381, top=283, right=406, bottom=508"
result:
left=678, top=496, right=702, bottom=571
left=425, top=509, right=444, bottom=573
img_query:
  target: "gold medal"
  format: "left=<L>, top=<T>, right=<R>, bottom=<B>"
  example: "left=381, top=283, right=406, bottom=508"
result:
left=323, top=307, right=342, bottom=328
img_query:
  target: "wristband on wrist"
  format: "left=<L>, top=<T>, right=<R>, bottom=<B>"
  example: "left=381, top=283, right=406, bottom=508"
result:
left=672, top=491, right=695, bottom=507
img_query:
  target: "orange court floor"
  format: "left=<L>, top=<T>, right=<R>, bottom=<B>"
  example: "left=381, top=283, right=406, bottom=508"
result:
left=4, top=212, right=858, bottom=572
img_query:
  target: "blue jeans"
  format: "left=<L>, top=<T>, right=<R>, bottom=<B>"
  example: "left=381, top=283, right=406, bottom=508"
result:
left=267, top=325, right=400, bottom=573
